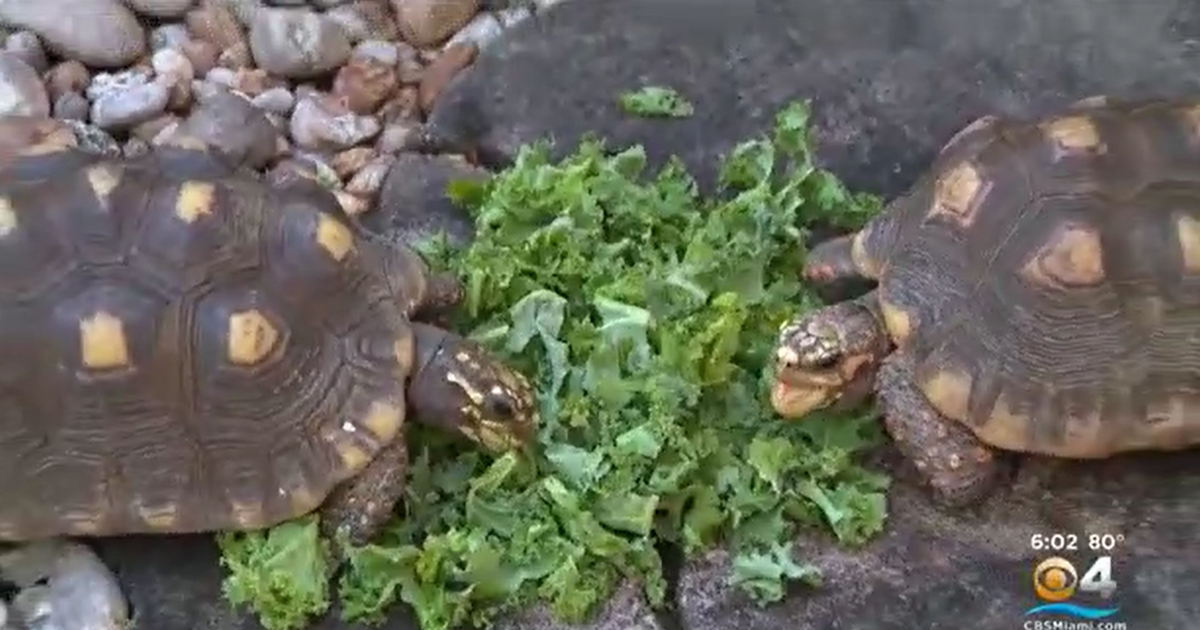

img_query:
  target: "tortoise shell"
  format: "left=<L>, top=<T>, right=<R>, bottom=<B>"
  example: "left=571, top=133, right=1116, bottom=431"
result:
left=848, top=96, right=1200, bottom=458
left=0, top=137, right=440, bottom=540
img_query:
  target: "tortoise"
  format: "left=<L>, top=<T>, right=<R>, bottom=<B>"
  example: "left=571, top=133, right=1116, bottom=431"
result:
left=770, top=95, right=1200, bottom=506
left=0, top=117, right=539, bottom=629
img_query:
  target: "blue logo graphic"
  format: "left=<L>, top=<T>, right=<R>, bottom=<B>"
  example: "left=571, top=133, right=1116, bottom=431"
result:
left=1024, top=603, right=1120, bottom=620
left=1028, top=556, right=1121, bottom=620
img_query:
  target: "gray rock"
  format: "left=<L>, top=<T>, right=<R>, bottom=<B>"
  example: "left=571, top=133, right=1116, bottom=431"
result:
left=0, top=0, right=147, bottom=68
left=250, top=86, right=295, bottom=115
left=3, top=31, right=46, bottom=73
left=90, top=535, right=422, bottom=630
left=170, top=90, right=281, bottom=169
left=52, top=91, right=89, bottom=120
left=289, top=93, right=381, bottom=151
left=325, top=0, right=401, bottom=43
left=493, top=580, right=663, bottom=630
left=359, top=153, right=487, bottom=250
left=124, top=0, right=196, bottom=17
left=0, top=52, right=48, bottom=118
left=61, top=120, right=122, bottom=157
left=248, top=7, right=354, bottom=78
left=444, top=11, right=504, bottom=51
left=423, top=0, right=1200, bottom=198
left=150, top=24, right=193, bottom=52
left=88, top=73, right=171, bottom=131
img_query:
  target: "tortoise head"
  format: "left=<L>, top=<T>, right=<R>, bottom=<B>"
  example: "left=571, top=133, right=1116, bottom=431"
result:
left=408, top=323, right=539, bottom=451
left=770, top=300, right=891, bottom=418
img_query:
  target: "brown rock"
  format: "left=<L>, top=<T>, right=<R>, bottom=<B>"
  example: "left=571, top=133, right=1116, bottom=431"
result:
left=166, top=80, right=193, bottom=111
left=229, top=68, right=282, bottom=96
left=377, top=86, right=420, bottom=123
left=332, top=55, right=399, bottom=115
left=131, top=114, right=181, bottom=142
left=180, top=39, right=220, bottom=75
left=335, top=190, right=371, bottom=216
left=218, top=42, right=254, bottom=70
left=418, top=42, right=476, bottom=115
left=186, top=1, right=246, bottom=50
left=43, top=61, right=90, bottom=101
left=330, top=146, right=376, bottom=178
left=326, top=0, right=400, bottom=42
left=392, top=0, right=479, bottom=47
left=289, top=93, right=382, bottom=151
left=397, top=56, right=424, bottom=84
left=344, top=154, right=394, bottom=197
left=376, top=119, right=419, bottom=154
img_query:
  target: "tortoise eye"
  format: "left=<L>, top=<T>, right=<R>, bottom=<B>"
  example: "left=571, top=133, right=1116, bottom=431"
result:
left=485, top=395, right=515, bottom=418
left=810, top=353, right=841, bottom=370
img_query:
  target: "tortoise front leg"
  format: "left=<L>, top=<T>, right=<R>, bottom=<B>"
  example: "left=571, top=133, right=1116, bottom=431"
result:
left=0, top=540, right=129, bottom=630
left=318, top=441, right=409, bottom=549
left=803, top=233, right=865, bottom=284
left=412, top=272, right=466, bottom=327
left=875, top=353, right=1006, bottom=507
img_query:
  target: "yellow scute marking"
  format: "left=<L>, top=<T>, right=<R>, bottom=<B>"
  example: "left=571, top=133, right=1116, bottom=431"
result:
left=288, top=486, right=323, bottom=515
left=1140, top=396, right=1200, bottom=450
left=80, top=311, right=131, bottom=369
left=928, top=162, right=989, bottom=228
left=879, top=297, right=913, bottom=346
left=1177, top=214, right=1200, bottom=272
left=394, top=334, right=415, bottom=376
left=850, top=229, right=879, bottom=278
left=0, top=197, right=17, bottom=237
left=175, top=181, right=216, bottom=223
left=920, top=368, right=972, bottom=422
left=316, top=212, right=354, bottom=261
left=362, top=400, right=404, bottom=442
left=970, top=394, right=1036, bottom=453
left=64, top=513, right=105, bottom=534
left=1181, top=105, right=1200, bottom=140
left=1021, top=224, right=1106, bottom=287
left=1040, top=115, right=1101, bottom=150
left=136, top=502, right=180, bottom=530
left=335, top=441, right=372, bottom=471
left=227, top=309, right=280, bottom=366
left=229, top=500, right=267, bottom=529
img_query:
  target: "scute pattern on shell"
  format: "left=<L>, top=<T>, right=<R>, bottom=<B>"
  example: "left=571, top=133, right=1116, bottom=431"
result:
left=864, top=96, right=1200, bottom=458
left=0, top=144, right=428, bottom=540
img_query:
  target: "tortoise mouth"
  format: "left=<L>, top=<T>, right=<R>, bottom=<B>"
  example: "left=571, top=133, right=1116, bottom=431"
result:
left=463, top=417, right=534, bottom=452
left=770, top=378, right=840, bottom=418
left=770, top=351, right=879, bottom=418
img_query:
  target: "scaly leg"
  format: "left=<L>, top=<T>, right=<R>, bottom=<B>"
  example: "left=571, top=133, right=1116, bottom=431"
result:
left=0, top=540, right=129, bottom=630
left=318, top=440, right=409, bottom=549
left=875, top=353, right=1007, bottom=506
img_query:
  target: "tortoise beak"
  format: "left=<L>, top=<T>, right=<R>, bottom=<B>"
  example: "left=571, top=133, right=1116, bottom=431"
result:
left=770, top=378, right=839, bottom=418
left=467, top=417, right=535, bottom=452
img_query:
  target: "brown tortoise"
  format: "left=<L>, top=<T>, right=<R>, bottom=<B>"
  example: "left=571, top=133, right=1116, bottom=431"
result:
left=771, top=96, right=1200, bottom=506
left=0, top=118, right=538, bottom=629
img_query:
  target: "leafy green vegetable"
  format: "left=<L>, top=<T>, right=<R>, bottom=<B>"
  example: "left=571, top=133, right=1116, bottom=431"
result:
left=618, top=86, right=696, bottom=118
left=218, top=100, right=889, bottom=630
left=219, top=517, right=332, bottom=630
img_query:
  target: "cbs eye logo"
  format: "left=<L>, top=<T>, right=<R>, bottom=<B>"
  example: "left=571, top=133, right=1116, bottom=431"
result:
left=1032, top=556, right=1116, bottom=601
left=1032, top=557, right=1078, bottom=601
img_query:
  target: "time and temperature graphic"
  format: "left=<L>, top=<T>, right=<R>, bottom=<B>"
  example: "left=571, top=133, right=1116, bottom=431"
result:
left=1025, top=532, right=1127, bottom=628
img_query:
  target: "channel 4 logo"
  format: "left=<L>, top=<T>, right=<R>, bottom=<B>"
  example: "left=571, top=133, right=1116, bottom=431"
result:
left=1026, top=556, right=1120, bottom=620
